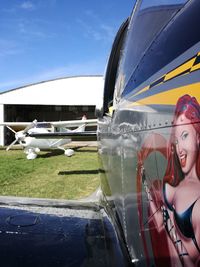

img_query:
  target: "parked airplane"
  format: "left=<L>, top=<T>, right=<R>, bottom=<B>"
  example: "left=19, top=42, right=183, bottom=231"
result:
left=1, top=116, right=97, bottom=159
left=0, top=0, right=200, bottom=266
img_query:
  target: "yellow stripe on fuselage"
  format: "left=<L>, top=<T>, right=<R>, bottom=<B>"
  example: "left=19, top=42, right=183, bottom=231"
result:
left=164, top=58, right=195, bottom=81
left=130, top=54, right=200, bottom=99
left=128, top=82, right=200, bottom=107
left=191, top=62, right=200, bottom=72
left=131, top=85, right=150, bottom=98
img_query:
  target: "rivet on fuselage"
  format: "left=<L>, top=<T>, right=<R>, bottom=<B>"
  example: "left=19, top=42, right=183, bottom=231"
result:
left=132, top=258, right=139, bottom=263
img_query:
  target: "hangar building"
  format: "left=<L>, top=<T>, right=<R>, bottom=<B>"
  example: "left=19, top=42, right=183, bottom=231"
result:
left=0, top=75, right=103, bottom=146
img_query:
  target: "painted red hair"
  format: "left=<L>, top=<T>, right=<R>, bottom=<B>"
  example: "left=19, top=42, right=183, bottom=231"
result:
left=164, top=94, right=200, bottom=186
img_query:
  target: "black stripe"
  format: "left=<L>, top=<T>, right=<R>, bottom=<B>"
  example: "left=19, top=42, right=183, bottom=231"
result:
left=193, top=54, right=200, bottom=66
left=150, top=76, right=165, bottom=88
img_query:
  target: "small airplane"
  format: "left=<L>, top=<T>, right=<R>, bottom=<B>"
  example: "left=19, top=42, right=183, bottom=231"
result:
left=1, top=116, right=97, bottom=159
left=0, top=0, right=200, bottom=266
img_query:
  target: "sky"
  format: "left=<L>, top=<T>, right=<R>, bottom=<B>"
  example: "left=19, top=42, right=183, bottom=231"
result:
left=0, top=0, right=134, bottom=92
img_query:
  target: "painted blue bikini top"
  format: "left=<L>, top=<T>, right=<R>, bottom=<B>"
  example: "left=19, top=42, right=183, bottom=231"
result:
left=163, top=184, right=200, bottom=253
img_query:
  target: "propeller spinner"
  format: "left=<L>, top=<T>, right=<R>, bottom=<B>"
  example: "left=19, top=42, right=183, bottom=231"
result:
left=6, top=120, right=37, bottom=151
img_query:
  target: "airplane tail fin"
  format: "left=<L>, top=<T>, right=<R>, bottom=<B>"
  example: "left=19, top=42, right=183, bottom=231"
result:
left=61, top=115, right=87, bottom=133
left=74, top=123, right=86, bottom=132
left=76, top=115, right=87, bottom=132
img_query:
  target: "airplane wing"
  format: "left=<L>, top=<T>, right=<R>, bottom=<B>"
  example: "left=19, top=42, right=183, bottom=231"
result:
left=0, top=120, right=38, bottom=134
left=50, top=118, right=97, bottom=127
left=0, top=122, right=33, bottom=127
left=0, top=119, right=97, bottom=128
left=28, top=131, right=97, bottom=141
left=0, top=196, right=130, bottom=267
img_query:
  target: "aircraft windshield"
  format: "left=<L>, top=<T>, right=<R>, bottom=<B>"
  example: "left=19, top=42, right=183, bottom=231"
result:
left=36, top=123, right=52, bottom=128
left=115, top=0, right=188, bottom=98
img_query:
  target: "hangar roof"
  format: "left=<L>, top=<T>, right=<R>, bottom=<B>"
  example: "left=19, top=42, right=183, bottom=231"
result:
left=0, top=75, right=104, bottom=106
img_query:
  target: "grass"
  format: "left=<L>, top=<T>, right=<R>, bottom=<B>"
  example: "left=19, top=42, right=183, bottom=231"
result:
left=0, top=146, right=100, bottom=200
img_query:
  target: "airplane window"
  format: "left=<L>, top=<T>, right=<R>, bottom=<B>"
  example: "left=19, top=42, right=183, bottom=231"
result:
left=36, top=123, right=52, bottom=128
left=116, top=0, right=187, bottom=96
left=140, top=0, right=187, bottom=10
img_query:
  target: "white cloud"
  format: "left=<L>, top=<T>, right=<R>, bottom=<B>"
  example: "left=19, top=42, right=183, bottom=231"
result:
left=77, top=18, right=115, bottom=44
left=16, top=18, right=53, bottom=39
left=36, top=61, right=105, bottom=81
left=100, top=24, right=115, bottom=40
left=76, top=8, right=116, bottom=44
left=20, top=1, right=35, bottom=10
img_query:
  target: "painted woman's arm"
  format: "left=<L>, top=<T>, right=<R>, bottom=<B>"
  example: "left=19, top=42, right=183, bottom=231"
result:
left=141, top=166, right=164, bottom=230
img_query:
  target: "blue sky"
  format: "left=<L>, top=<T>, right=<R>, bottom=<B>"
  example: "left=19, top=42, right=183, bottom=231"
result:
left=0, top=0, right=134, bottom=92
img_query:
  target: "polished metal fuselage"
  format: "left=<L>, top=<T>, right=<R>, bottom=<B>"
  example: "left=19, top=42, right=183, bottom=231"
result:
left=98, top=0, right=200, bottom=265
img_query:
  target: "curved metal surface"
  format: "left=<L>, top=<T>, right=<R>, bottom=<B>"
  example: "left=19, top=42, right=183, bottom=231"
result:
left=2, top=0, right=200, bottom=266
left=98, top=0, right=200, bottom=266
left=0, top=202, right=132, bottom=267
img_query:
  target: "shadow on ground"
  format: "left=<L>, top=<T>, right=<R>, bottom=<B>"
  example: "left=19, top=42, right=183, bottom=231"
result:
left=58, top=170, right=99, bottom=175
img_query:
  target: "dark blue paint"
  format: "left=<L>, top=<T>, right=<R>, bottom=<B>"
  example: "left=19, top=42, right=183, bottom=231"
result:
left=0, top=206, right=132, bottom=267
left=122, top=1, right=200, bottom=96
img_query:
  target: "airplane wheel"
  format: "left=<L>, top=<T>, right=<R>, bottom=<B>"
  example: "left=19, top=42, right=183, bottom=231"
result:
left=27, top=153, right=37, bottom=160
left=35, top=148, right=40, bottom=153
left=64, top=149, right=74, bottom=157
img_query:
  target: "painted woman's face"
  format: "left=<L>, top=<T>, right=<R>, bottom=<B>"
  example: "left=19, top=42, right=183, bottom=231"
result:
left=174, top=114, right=199, bottom=176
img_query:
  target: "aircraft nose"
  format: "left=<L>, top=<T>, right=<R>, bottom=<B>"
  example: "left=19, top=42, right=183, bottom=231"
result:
left=16, top=131, right=25, bottom=140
